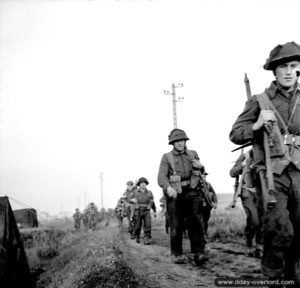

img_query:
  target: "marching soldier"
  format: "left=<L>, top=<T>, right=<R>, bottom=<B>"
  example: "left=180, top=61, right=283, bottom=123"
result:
left=122, top=181, right=137, bottom=238
left=159, top=195, right=170, bottom=234
left=202, top=170, right=218, bottom=235
left=157, top=128, right=208, bottom=265
left=131, top=177, right=156, bottom=245
left=230, top=150, right=263, bottom=254
left=230, top=42, right=300, bottom=285
left=86, top=202, right=98, bottom=231
left=114, top=198, right=126, bottom=231
left=73, top=208, right=82, bottom=231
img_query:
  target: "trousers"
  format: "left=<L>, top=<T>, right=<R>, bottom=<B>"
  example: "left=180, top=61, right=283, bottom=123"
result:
left=166, top=186, right=205, bottom=256
left=261, top=164, right=300, bottom=285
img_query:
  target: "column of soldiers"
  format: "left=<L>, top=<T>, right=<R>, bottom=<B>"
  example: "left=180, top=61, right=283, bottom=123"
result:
left=116, top=178, right=157, bottom=245
left=72, top=202, right=99, bottom=231
left=230, top=42, right=300, bottom=287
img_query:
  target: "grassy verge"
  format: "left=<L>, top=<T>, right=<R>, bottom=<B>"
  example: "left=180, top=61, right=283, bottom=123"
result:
left=22, top=217, right=155, bottom=288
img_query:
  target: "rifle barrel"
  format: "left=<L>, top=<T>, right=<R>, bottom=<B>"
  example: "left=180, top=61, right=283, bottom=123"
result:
left=244, top=73, right=252, bottom=100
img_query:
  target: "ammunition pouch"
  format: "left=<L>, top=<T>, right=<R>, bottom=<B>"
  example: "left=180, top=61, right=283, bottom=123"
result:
left=169, top=174, right=182, bottom=194
left=190, top=170, right=201, bottom=189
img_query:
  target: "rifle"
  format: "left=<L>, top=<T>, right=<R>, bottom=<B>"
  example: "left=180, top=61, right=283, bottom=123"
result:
left=245, top=75, right=277, bottom=210
left=230, top=74, right=252, bottom=206
left=198, top=173, right=214, bottom=209
left=231, top=166, right=247, bottom=208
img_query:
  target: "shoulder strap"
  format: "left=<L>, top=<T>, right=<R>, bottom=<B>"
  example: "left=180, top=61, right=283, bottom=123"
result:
left=256, top=92, right=270, bottom=110
left=256, top=92, right=288, bottom=134
left=166, top=152, right=177, bottom=175
left=186, top=150, right=197, bottom=161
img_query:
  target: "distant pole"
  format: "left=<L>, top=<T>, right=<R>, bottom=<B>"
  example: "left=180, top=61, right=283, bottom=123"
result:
left=164, top=83, right=184, bottom=128
left=100, top=173, right=104, bottom=209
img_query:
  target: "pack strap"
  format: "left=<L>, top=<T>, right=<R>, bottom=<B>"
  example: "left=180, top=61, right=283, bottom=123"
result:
left=166, top=152, right=177, bottom=175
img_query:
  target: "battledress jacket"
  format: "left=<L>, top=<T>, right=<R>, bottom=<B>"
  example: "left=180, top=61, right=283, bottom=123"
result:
left=157, top=148, right=200, bottom=192
left=230, top=81, right=300, bottom=174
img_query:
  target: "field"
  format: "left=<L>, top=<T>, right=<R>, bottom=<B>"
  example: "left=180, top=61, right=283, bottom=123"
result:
left=20, top=194, right=264, bottom=288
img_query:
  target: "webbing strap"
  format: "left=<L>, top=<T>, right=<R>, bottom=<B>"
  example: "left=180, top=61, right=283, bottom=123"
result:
left=256, top=92, right=288, bottom=134
left=166, top=152, right=177, bottom=175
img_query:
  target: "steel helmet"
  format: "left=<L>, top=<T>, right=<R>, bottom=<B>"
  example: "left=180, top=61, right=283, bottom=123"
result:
left=264, top=41, right=300, bottom=70
left=168, top=128, right=189, bottom=145
left=137, top=177, right=149, bottom=186
left=126, top=180, right=134, bottom=186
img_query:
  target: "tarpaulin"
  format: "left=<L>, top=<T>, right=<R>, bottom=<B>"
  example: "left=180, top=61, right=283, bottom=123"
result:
left=0, top=197, right=35, bottom=288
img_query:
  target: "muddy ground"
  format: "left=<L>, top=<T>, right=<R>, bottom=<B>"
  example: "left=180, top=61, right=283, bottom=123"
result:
left=115, top=219, right=264, bottom=288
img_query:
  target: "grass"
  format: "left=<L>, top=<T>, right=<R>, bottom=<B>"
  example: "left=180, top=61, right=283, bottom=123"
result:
left=21, top=206, right=247, bottom=287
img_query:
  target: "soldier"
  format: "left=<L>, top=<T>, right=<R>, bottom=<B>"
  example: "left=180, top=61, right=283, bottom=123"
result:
left=131, top=177, right=156, bottom=245
left=230, top=150, right=263, bottom=254
left=157, top=128, right=207, bottom=265
left=86, top=202, right=98, bottom=231
left=230, top=42, right=300, bottom=285
left=122, top=180, right=137, bottom=239
left=202, top=170, right=218, bottom=235
left=73, top=208, right=82, bottom=231
left=114, top=198, right=126, bottom=231
left=159, top=195, right=170, bottom=234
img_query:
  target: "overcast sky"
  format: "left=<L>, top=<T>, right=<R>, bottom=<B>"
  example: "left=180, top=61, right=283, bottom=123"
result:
left=1, top=0, right=299, bottom=215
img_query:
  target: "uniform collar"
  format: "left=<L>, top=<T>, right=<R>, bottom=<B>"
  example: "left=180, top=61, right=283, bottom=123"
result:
left=172, top=148, right=187, bottom=156
left=266, top=81, right=300, bottom=98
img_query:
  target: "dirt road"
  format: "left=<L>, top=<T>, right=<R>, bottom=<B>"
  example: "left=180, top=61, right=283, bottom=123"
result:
left=116, top=218, right=264, bottom=288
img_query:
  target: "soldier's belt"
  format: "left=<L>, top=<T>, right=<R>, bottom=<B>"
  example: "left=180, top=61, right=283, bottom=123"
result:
left=283, top=134, right=300, bottom=146
left=138, top=204, right=148, bottom=207
left=180, top=180, right=190, bottom=186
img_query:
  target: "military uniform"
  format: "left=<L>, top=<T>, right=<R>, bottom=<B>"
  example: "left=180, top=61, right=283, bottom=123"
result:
left=230, top=152, right=263, bottom=248
left=157, top=129, right=206, bottom=265
left=73, top=209, right=82, bottom=230
left=230, top=42, right=300, bottom=284
left=132, top=177, right=156, bottom=245
left=202, top=178, right=218, bottom=235
left=86, top=203, right=98, bottom=231
left=122, top=181, right=136, bottom=237
left=114, top=198, right=125, bottom=230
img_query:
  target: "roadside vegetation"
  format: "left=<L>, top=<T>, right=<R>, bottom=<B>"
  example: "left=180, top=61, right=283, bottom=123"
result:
left=21, top=202, right=246, bottom=288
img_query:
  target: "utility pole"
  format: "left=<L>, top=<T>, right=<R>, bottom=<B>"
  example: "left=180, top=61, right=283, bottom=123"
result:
left=100, top=172, right=104, bottom=210
left=164, top=83, right=184, bottom=128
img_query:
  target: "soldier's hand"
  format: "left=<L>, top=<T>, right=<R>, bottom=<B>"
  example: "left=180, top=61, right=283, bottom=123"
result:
left=213, top=203, right=218, bottom=209
left=167, top=186, right=177, bottom=198
left=252, top=110, right=275, bottom=131
left=191, top=159, right=203, bottom=169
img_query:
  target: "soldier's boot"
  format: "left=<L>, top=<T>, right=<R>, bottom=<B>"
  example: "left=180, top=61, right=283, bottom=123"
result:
left=136, top=236, right=140, bottom=243
left=254, top=244, right=263, bottom=259
left=193, top=252, right=208, bottom=266
left=144, top=237, right=152, bottom=245
left=171, top=255, right=185, bottom=264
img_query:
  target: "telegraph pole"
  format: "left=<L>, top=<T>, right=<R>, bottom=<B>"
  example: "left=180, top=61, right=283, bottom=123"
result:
left=100, top=172, right=104, bottom=209
left=164, top=83, right=184, bottom=128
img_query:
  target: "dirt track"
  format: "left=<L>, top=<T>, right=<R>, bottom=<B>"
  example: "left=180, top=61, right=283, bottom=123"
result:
left=117, top=219, right=264, bottom=288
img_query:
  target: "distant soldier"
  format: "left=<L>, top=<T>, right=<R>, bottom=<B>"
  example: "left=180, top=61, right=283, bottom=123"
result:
left=86, top=202, right=98, bottom=231
left=158, top=128, right=207, bottom=265
left=230, top=42, right=300, bottom=284
left=230, top=150, right=263, bottom=253
left=122, top=180, right=137, bottom=238
left=159, top=195, right=169, bottom=234
left=202, top=171, right=218, bottom=235
left=114, top=198, right=126, bottom=230
left=73, top=208, right=82, bottom=231
left=132, top=177, right=156, bottom=245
